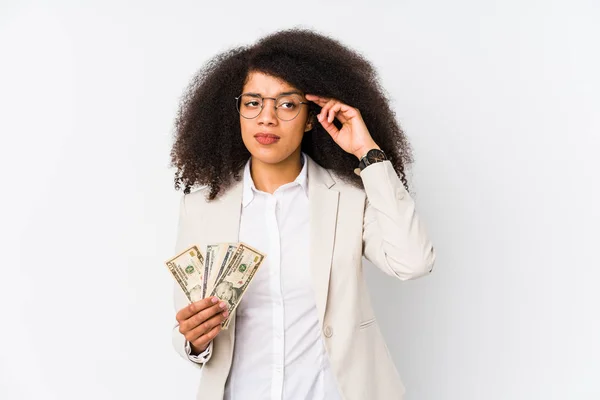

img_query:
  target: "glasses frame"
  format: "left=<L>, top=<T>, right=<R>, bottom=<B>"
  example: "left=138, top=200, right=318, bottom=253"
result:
left=235, top=93, right=310, bottom=121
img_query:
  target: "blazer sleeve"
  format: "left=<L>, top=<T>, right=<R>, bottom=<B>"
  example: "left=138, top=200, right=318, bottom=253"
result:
left=360, top=160, right=436, bottom=280
left=171, top=195, right=212, bottom=367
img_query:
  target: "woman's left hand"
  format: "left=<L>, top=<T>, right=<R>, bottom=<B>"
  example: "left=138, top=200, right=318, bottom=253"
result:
left=306, top=94, right=380, bottom=160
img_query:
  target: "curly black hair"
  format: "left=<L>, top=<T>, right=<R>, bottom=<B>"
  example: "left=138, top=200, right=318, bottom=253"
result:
left=171, top=28, right=414, bottom=200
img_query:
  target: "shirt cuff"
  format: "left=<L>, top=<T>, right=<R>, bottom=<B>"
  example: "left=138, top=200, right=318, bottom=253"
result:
left=185, top=340, right=213, bottom=364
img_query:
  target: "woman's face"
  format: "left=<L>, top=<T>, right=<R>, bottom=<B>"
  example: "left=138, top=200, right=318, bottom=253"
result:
left=239, top=71, right=312, bottom=165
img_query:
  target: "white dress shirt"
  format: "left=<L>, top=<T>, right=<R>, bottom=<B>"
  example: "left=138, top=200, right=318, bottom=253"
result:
left=190, top=153, right=341, bottom=400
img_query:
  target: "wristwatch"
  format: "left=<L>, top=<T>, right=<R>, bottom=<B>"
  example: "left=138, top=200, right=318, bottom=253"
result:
left=355, top=148, right=387, bottom=175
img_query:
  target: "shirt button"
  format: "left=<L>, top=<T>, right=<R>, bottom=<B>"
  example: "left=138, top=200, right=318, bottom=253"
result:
left=324, top=325, right=333, bottom=338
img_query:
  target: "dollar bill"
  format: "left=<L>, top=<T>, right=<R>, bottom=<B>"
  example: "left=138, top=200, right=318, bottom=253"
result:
left=165, top=245, right=206, bottom=303
left=208, top=243, right=237, bottom=295
left=205, top=244, right=220, bottom=296
left=209, top=242, right=266, bottom=329
left=204, top=244, right=219, bottom=299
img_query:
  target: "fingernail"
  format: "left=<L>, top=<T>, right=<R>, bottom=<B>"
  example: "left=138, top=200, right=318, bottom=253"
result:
left=223, top=311, right=229, bottom=318
left=211, top=297, right=218, bottom=303
left=317, top=114, right=322, bottom=121
left=219, top=301, right=227, bottom=308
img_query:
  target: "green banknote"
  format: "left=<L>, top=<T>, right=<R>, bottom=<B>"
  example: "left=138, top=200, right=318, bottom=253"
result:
left=165, top=245, right=206, bottom=303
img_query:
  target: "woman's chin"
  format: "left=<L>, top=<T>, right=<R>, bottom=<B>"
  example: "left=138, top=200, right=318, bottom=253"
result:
left=249, top=146, right=299, bottom=165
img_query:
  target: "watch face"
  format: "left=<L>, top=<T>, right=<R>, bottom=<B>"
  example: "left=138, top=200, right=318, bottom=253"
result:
left=367, top=149, right=386, bottom=163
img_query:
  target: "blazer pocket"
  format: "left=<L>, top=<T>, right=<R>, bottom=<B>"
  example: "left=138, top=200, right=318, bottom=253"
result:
left=358, top=317, right=376, bottom=330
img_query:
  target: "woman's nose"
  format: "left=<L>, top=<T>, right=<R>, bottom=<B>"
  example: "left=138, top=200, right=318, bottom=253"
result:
left=257, top=98, right=278, bottom=124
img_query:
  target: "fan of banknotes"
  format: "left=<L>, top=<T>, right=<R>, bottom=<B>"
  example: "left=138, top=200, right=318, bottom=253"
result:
left=165, top=243, right=266, bottom=329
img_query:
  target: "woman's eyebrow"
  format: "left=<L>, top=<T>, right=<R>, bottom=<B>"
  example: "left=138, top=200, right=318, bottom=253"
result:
left=243, top=90, right=303, bottom=97
left=278, top=90, right=303, bottom=96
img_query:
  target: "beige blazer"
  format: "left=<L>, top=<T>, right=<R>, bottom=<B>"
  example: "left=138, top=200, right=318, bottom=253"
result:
left=171, top=155, right=436, bottom=400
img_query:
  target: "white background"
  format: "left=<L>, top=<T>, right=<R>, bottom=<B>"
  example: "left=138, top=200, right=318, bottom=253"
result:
left=1, top=0, right=598, bottom=399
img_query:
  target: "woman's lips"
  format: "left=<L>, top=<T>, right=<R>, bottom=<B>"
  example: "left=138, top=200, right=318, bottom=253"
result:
left=254, top=133, right=280, bottom=145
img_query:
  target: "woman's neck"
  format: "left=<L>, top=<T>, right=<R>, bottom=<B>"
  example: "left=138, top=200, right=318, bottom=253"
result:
left=250, top=150, right=303, bottom=194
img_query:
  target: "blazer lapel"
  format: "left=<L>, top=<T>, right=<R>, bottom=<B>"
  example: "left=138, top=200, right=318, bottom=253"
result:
left=307, top=156, right=339, bottom=327
left=202, top=180, right=244, bottom=243
left=185, top=179, right=244, bottom=399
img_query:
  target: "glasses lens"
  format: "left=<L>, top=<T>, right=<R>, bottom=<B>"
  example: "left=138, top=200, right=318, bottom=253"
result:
left=276, top=95, right=302, bottom=121
left=237, top=95, right=263, bottom=119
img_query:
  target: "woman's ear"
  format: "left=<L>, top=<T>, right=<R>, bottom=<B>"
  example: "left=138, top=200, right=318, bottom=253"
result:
left=304, top=113, right=315, bottom=132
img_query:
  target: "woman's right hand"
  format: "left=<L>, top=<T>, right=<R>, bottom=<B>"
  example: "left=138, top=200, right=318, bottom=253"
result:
left=176, top=296, right=229, bottom=354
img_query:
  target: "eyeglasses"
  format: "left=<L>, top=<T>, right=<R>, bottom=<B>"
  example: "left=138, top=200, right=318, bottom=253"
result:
left=235, top=93, right=309, bottom=121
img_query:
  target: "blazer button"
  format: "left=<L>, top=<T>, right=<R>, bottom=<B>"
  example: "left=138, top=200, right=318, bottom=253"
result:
left=396, top=187, right=405, bottom=200
left=324, top=325, right=333, bottom=338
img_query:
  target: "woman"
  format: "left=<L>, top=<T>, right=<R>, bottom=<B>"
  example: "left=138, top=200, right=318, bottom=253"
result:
left=170, top=28, right=436, bottom=400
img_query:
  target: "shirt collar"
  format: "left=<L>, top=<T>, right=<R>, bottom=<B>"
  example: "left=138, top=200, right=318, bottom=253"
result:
left=242, top=152, right=309, bottom=208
